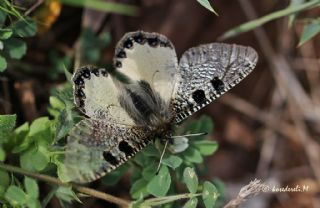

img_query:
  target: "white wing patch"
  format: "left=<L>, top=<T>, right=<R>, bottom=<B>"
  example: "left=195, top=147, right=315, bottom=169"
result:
left=113, top=31, right=178, bottom=103
left=72, top=66, right=135, bottom=125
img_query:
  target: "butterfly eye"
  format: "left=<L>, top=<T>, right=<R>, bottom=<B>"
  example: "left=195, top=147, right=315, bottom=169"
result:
left=103, top=151, right=118, bottom=166
left=192, top=89, right=206, bottom=104
left=211, top=77, right=225, bottom=93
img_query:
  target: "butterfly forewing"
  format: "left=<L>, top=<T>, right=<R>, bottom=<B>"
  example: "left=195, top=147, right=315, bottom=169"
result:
left=114, top=31, right=179, bottom=103
left=72, top=66, right=135, bottom=125
left=65, top=119, right=152, bottom=183
left=172, top=43, right=258, bottom=123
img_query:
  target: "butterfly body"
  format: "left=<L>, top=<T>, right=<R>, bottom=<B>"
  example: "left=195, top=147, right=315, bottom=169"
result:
left=66, top=31, right=258, bottom=183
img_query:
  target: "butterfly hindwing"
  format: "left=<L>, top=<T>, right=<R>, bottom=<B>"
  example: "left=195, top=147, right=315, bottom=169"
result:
left=172, top=43, right=258, bottom=123
left=72, top=66, right=135, bottom=125
left=65, top=119, right=152, bottom=183
left=113, top=31, right=179, bottom=103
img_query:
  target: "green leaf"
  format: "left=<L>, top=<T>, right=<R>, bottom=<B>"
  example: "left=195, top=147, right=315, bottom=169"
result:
left=12, top=19, right=37, bottom=37
left=0, top=10, right=7, bottom=26
left=193, top=141, right=218, bottom=156
left=0, top=114, right=16, bottom=141
left=55, top=186, right=81, bottom=203
left=142, top=162, right=158, bottom=180
left=183, top=197, right=198, bottom=208
left=162, top=155, right=183, bottom=169
left=20, top=146, right=50, bottom=171
left=0, top=170, right=10, bottom=195
left=0, top=147, right=6, bottom=161
left=130, top=178, right=149, bottom=199
left=60, top=0, right=139, bottom=16
left=184, top=148, right=203, bottom=164
left=0, top=54, right=7, bottom=72
left=5, top=186, right=27, bottom=205
left=142, top=145, right=159, bottom=157
left=3, top=38, right=27, bottom=59
left=26, top=198, right=41, bottom=208
left=32, top=146, right=50, bottom=171
left=0, top=28, right=13, bottom=39
left=288, top=0, right=305, bottom=27
left=183, top=167, right=198, bottom=194
left=196, top=0, right=218, bottom=15
left=219, top=0, right=320, bottom=40
left=185, top=116, right=213, bottom=136
left=147, top=166, right=171, bottom=197
left=24, top=177, right=39, bottom=198
left=298, top=20, right=320, bottom=46
left=202, top=181, right=219, bottom=208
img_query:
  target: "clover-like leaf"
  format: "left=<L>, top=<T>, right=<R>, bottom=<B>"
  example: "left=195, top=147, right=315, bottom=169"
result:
left=162, top=155, right=183, bottom=169
left=0, top=55, right=7, bottom=72
left=12, top=19, right=37, bottom=38
left=202, top=181, right=219, bottom=208
left=130, top=178, right=149, bottom=199
left=193, top=140, right=218, bottom=156
left=3, top=38, right=27, bottom=59
left=147, top=166, right=171, bottom=197
left=183, top=167, right=198, bottom=194
left=183, top=197, right=198, bottom=208
left=24, top=177, right=39, bottom=198
left=5, top=185, right=27, bottom=205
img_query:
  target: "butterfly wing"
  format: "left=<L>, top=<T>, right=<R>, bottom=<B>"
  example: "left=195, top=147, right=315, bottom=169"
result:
left=72, top=66, right=135, bottom=125
left=172, top=43, right=258, bottom=123
left=113, top=31, right=178, bottom=103
left=65, top=119, right=152, bottom=183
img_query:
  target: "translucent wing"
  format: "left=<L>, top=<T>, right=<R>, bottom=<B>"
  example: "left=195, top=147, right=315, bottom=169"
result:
left=65, top=119, right=152, bottom=183
left=172, top=43, right=258, bottom=123
left=72, top=66, right=135, bottom=125
left=113, top=31, right=178, bottom=102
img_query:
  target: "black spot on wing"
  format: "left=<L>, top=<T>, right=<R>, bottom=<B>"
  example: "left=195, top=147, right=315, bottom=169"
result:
left=123, top=39, right=133, bottom=49
left=103, top=151, right=118, bottom=166
left=119, top=141, right=135, bottom=156
left=116, top=50, right=126, bottom=58
left=211, top=77, right=225, bottom=93
left=133, top=33, right=146, bottom=44
left=147, top=37, right=159, bottom=47
left=192, top=89, right=206, bottom=104
left=81, top=69, right=91, bottom=79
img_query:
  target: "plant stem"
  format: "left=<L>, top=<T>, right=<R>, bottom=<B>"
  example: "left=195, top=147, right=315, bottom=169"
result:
left=143, top=193, right=202, bottom=206
left=0, top=162, right=131, bottom=207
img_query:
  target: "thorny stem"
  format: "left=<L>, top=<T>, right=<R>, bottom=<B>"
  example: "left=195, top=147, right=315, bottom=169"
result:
left=0, top=163, right=131, bottom=208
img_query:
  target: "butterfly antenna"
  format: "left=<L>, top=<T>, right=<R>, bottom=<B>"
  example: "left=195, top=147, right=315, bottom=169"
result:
left=171, top=132, right=207, bottom=138
left=156, top=140, right=169, bottom=174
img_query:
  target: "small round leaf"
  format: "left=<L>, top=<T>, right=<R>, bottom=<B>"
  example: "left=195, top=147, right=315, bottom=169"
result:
left=183, top=167, right=199, bottom=193
left=202, top=181, right=219, bottom=208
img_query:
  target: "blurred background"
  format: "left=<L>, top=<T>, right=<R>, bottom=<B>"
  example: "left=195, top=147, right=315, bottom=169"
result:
left=1, top=0, right=320, bottom=207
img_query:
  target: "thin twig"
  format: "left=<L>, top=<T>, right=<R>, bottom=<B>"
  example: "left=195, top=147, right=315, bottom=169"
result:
left=24, top=0, right=44, bottom=16
left=0, top=163, right=131, bottom=207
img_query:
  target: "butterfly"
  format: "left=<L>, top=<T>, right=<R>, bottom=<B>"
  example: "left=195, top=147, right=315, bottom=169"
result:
left=65, top=31, right=258, bottom=183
